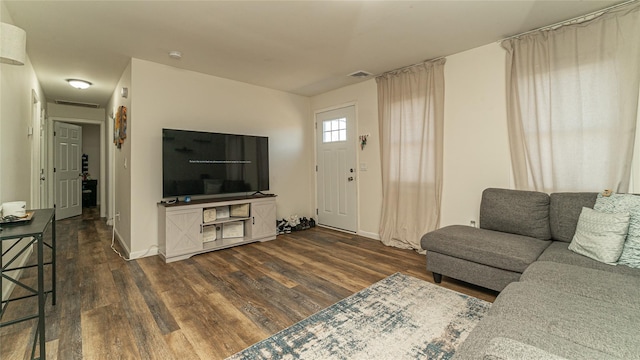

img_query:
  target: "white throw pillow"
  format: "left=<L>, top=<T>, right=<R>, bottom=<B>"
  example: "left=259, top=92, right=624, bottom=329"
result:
left=568, top=207, right=630, bottom=264
left=594, top=193, right=640, bottom=268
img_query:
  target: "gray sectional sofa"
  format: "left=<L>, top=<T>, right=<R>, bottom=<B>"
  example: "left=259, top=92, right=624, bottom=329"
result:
left=421, top=188, right=640, bottom=359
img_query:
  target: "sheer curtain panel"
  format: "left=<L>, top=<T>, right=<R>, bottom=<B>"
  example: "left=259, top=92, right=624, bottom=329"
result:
left=376, top=59, right=445, bottom=251
left=502, top=2, right=640, bottom=193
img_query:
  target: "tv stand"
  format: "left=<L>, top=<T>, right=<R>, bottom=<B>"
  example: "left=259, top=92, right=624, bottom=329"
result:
left=157, top=195, right=277, bottom=263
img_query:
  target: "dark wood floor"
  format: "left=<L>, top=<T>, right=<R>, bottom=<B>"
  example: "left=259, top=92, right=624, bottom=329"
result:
left=1, top=208, right=497, bottom=360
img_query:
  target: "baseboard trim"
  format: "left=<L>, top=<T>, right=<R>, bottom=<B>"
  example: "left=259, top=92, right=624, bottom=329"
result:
left=129, top=246, right=159, bottom=259
left=317, top=224, right=356, bottom=234
left=357, top=230, right=381, bottom=241
left=113, top=227, right=130, bottom=258
left=111, top=228, right=158, bottom=260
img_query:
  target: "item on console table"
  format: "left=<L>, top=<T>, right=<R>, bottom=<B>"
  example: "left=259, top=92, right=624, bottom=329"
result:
left=0, top=211, right=34, bottom=224
left=216, top=206, right=230, bottom=219
left=230, top=203, right=250, bottom=217
left=222, top=221, right=244, bottom=238
left=203, top=208, right=217, bottom=223
left=2, top=201, right=26, bottom=217
left=203, top=225, right=220, bottom=242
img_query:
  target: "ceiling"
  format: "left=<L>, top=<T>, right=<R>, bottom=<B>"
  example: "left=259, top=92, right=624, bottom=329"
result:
left=3, top=0, right=624, bottom=108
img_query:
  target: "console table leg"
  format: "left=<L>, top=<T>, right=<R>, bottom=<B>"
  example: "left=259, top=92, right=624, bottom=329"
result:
left=51, top=215, right=56, bottom=306
left=37, top=234, right=46, bottom=360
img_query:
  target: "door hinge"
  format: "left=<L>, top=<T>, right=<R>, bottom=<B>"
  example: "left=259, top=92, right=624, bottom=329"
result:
left=53, top=168, right=56, bottom=173
left=316, top=208, right=318, bottom=215
left=315, top=122, right=317, bottom=129
left=315, top=165, right=318, bottom=172
left=54, top=131, right=56, bottom=136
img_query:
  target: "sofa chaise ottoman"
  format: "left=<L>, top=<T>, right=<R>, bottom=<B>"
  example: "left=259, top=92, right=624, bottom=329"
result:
left=420, top=188, right=597, bottom=291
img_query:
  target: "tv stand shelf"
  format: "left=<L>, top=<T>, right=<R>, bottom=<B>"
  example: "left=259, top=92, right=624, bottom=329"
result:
left=157, top=195, right=276, bottom=263
left=203, top=216, right=251, bottom=226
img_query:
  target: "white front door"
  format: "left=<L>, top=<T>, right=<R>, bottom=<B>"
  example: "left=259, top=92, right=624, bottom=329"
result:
left=316, top=105, right=357, bottom=232
left=55, top=122, right=82, bottom=219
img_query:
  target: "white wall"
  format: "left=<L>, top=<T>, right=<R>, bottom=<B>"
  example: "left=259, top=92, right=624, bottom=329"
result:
left=440, top=43, right=512, bottom=227
left=106, top=61, right=132, bottom=252
left=127, top=59, right=312, bottom=257
left=311, top=43, right=514, bottom=240
left=310, top=80, right=382, bottom=239
left=0, top=3, right=46, bottom=300
left=48, top=103, right=105, bottom=121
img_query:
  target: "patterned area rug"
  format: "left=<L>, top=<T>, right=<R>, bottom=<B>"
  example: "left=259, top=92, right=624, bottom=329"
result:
left=226, top=273, right=491, bottom=360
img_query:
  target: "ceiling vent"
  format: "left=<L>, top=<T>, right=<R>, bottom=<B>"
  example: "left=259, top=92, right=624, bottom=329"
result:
left=348, top=70, right=373, bottom=78
left=55, top=99, right=100, bottom=108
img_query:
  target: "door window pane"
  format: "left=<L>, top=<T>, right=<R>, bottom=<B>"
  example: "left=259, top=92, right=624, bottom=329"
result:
left=322, top=118, right=347, bottom=143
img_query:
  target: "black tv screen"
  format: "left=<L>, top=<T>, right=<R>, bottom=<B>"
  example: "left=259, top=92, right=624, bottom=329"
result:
left=162, top=129, right=269, bottom=198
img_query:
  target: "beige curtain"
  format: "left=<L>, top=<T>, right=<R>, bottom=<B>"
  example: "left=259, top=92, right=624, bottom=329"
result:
left=376, top=59, right=445, bottom=252
left=503, top=2, right=640, bottom=193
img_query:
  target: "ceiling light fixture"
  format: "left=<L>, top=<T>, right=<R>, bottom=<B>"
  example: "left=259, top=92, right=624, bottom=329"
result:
left=168, top=51, right=182, bottom=60
left=0, top=22, right=27, bottom=65
left=67, top=79, right=92, bottom=89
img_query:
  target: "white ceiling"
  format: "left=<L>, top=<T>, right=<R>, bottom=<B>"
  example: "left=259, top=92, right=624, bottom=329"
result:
left=3, top=0, right=623, bottom=108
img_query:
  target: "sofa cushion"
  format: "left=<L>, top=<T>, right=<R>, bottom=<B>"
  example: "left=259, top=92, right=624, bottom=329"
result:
left=520, top=261, right=640, bottom=308
left=568, top=207, right=629, bottom=264
left=482, top=337, right=569, bottom=360
left=549, top=192, right=597, bottom=242
left=482, top=282, right=640, bottom=359
left=454, top=317, right=623, bottom=360
left=422, top=225, right=551, bottom=273
left=538, top=241, right=640, bottom=277
left=480, top=188, right=551, bottom=240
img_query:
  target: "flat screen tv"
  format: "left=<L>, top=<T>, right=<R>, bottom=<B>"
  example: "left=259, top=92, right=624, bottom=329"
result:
left=162, top=128, right=269, bottom=198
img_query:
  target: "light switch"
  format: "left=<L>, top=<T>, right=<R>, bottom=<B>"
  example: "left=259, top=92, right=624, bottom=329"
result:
left=360, top=162, right=368, bottom=171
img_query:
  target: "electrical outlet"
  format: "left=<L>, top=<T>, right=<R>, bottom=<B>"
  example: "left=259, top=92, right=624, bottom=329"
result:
left=470, top=220, right=476, bottom=228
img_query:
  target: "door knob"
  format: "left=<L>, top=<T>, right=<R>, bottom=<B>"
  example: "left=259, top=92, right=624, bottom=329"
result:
left=348, top=176, right=354, bottom=181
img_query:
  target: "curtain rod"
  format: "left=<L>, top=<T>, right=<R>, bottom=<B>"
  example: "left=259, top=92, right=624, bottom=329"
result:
left=500, top=0, right=638, bottom=42
left=376, top=56, right=445, bottom=78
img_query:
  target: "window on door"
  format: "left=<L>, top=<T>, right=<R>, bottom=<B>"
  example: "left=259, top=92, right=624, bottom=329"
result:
left=322, top=118, right=347, bottom=143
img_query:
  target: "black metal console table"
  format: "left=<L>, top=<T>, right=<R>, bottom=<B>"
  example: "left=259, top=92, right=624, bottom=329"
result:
left=1, top=209, right=56, bottom=360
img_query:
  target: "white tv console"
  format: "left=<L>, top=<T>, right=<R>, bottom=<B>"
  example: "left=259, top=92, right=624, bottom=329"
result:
left=157, top=195, right=277, bottom=263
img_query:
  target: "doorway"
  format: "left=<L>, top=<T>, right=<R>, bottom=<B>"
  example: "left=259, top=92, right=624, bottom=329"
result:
left=315, top=105, right=358, bottom=233
left=50, top=117, right=107, bottom=220
left=30, top=90, right=45, bottom=209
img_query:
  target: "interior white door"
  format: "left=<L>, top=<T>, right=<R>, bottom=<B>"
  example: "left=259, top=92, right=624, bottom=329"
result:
left=31, top=91, right=41, bottom=209
left=55, top=122, right=82, bottom=219
left=39, top=109, right=48, bottom=207
left=316, top=105, right=357, bottom=232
